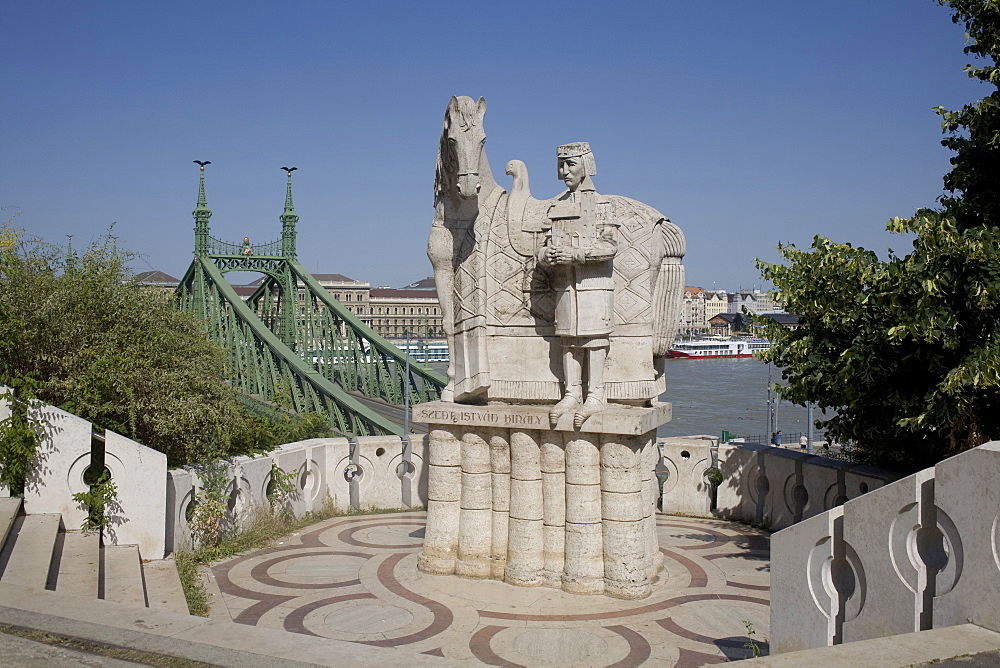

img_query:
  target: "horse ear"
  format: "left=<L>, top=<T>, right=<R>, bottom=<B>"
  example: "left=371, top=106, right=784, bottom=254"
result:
left=477, top=96, right=487, bottom=118
left=448, top=96, right=459, bottom=113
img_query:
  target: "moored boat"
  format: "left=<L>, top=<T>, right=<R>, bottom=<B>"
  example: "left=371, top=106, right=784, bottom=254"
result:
left=667, top=338, right=770, bottom=359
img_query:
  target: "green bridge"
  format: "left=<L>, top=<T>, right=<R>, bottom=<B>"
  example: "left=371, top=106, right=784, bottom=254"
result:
left=176, top=165, right=446, bottom=436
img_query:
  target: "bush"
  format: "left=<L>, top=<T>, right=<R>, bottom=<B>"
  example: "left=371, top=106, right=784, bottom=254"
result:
left=0, top=225, right=333, bottom=470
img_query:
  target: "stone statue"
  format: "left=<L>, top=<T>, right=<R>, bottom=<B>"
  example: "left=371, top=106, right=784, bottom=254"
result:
left=427, top=97, right=686, bottom=409
left=537, top=142, right=617, bottom=427
left=426, top=96, right=504, bottom=403
left=419, top=97, right=687, bottom=599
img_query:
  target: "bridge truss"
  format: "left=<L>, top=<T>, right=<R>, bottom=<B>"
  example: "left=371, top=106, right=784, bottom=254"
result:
left=177, top=166, right=445, bottom=437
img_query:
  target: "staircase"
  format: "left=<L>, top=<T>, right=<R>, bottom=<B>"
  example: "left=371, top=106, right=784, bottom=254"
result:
left=0, top=496, right=187, bottom=613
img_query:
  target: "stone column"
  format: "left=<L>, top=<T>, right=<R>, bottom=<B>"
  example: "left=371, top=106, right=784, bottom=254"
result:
left=601, top=435, right=650, bottom=599
left=540, top=432, right=566, bottom=588
left=488, top=430, right=511, bottom=580
left=506, top=429, right=544, bottom=586
left=418, top=427, right=462, bottom=575
left=641, top=433, right=663, bottom=580
left=457, top=430, right=492, bottom=578
left=563, top=435, right=604, bottom=595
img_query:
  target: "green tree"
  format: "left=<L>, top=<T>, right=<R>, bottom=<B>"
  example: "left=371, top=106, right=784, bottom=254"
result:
left=757, top=0, right=1000, bottom=474
left=0, top=228, right=332, bottom=470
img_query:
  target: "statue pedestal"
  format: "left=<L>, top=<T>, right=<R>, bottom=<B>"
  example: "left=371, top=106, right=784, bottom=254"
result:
left=414, top=401, right=671, bottom=600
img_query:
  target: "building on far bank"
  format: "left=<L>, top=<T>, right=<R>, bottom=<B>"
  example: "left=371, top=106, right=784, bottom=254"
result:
left=368, top=279, right=443, bottom=342
left=705, top=290, right=728, bottom=321
left=243, top=272, right=373, bottom=324
left=727, top=289, right=783, bottom=315
left=709, top=312, right=748, bottom=337
left=143, top=268, right=445, bottom=343
left=679, top=287, right=734, bottom=337
left=680, top=286, right=708, bottom=336
left=758, top=312, right=802, bottom=331
left=135, top=270, right=180, bottom=293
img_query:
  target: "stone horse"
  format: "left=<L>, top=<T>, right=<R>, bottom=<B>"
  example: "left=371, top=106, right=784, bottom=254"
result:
left=427, top=96, right=505, bottom=402
left=429, top=95, right=686, bottom=408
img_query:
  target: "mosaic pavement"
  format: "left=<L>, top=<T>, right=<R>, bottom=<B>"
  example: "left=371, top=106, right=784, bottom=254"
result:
left=209, top=512, right=771, bottom=666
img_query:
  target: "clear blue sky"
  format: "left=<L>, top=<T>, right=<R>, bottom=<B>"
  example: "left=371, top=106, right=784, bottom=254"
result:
left=2, top=0, right=985, bottom=290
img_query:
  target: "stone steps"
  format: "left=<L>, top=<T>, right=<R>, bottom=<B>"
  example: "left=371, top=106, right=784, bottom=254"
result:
left=0, top=496, right=20, bottom=546
left=102, top=544, right=146, bottom=605
left=141, top=556, right=189, bottom=614
left=0, top=513, right=61, bottom=590
left=0, top=502, right=188, bottom=614
left=54, top=530, right=100, bottom=598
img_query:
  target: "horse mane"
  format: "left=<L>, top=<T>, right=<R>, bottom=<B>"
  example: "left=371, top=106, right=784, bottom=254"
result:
left=434, top=97, right=481, bottom=204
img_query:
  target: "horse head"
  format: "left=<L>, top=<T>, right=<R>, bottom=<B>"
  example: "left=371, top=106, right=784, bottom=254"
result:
left=436, top=96, right=488, bottom=201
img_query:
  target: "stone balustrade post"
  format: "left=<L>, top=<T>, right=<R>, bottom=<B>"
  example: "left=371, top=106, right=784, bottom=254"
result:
left=564, top=435, right=604, bottom=594
left=540, top=432, right=566, bottom=588
left=457, top=430, right=492, bottom=577
left=506, top=429, right=544, bottom=586
left=418, top=427, right=462, bottom=575
left=488, top=431, right=511, bottom=579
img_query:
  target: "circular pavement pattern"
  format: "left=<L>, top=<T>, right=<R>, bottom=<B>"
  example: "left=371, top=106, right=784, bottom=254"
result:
left=211, top=512, right=771, bottom=666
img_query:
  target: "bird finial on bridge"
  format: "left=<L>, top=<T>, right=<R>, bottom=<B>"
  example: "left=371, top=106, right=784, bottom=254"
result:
left=193, top=161, right=213, bottom=255
left=280, top=167, right=299, bottom=257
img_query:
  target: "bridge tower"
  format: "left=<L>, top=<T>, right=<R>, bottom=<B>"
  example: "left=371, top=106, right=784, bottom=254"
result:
left=177, top=163, right=445, bottom=437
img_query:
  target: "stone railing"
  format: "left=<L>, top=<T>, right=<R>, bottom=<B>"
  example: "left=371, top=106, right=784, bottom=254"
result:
left=1, top=390, right=429, bottom=559
left=165, top=435, right=429, bottom=554
left=658, top=437, right=897, bottom=531
left=769, top=441, right=1000, bottom=653
left=2, top=399, right=167, bottom=560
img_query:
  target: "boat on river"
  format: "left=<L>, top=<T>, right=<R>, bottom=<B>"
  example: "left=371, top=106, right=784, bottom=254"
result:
left=667, top=338, right=770, bottom=359
left=397, top=342, right=450, bottom=363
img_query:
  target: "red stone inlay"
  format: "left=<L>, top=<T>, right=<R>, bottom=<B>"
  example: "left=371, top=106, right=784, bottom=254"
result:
left=249, top=550, right=369, bottom=589
left=731, top=530, right=770, bottom=553
left=282, top=592, right=379, bottom=636
left=357, top=552, right=454, bottom=647
left=675, top=647, right=728, bottom=667
left=479, top=593, right=769, bottom=622
left=726, top=579, right=770, bottom=591
left=605, top=625, right=652, bottom=667
left=233, top=596, right=296, bottom=626
left=299, top=513, right=427, bottom=548
left=660, top=548, right=709, bottom=588
left=704, top=550, right=769, bottom=562
left=659, top=522, right=731, bottom=550
left=657, top=616, right=767, bottom=651
left=337, top=520, right=428, bottom=550
left=469, top=625, right=522, bottom=667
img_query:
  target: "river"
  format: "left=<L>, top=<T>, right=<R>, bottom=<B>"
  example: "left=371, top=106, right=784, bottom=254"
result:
left=657, top=358, right=823, bottom=442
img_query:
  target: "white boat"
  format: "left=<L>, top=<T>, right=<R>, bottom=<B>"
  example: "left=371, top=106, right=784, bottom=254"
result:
left=396, top=342, right=450, bottom=363
left=667, top=338, right=770, bottom=359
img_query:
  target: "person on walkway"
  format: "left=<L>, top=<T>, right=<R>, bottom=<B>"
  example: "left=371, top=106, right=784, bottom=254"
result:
left=773, top=430, right=782, bottom=446
left=799, top=434, right=808, bottom=449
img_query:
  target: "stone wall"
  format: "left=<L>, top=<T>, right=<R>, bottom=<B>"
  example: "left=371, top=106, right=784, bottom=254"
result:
left=9, top=399, right=168, bottom=559
left=769, top=441, right=1000, bottom=654
left=0, top=390, right=429, bottom=558
left=163, top=435, right=429, bottom=554
left=658, top=438, right=897, bottom=532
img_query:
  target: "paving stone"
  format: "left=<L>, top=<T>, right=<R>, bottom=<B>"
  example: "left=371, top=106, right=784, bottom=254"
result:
left=0, top=514, right=60, bottom=590
left=0, top=496, right=21, bottom=546
left=207, top=511, right=772, bottom=665
left=142, top=556, right=188, bottom=614
left=55, top=531, right=100, bottom=598
left=101, top=545, right=145, bottom=606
